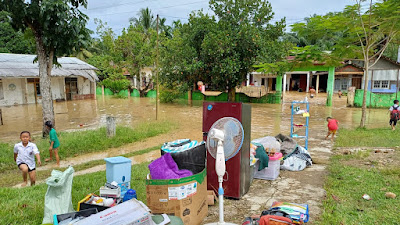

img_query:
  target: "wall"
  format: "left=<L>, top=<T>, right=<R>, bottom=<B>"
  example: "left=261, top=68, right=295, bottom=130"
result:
left=354, top=89, right=400, bottom=108
left=51, top=77, right=65, bottom=100
left=0, top=78, right=24, bottom=106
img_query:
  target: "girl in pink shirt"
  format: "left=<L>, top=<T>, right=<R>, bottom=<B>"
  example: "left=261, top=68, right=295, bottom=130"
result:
left=325, top=117, right=339, bottom=141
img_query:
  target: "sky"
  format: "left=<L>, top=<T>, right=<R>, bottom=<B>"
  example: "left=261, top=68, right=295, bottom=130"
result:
left=81, top=0, right=356, bottom=35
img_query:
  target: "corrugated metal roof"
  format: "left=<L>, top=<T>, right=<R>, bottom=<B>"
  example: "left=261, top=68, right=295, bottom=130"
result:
left=0, top=53, right=99, bottom=81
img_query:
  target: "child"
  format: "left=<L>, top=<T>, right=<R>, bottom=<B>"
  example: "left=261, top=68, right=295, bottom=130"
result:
left=389, top=100, right=399, bottom=130
left=309, top=86, right=316, bottom=98
left=338, top=90, right=343, bottom=98
left=325, top=117, right=339, bottom=141
left=14, top=131, right=41, bottom=186
left=44, top=121, right=60, bottom=166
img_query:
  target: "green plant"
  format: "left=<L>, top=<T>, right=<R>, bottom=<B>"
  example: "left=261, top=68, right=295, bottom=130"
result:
left=101, top=73, right=130, bottom=94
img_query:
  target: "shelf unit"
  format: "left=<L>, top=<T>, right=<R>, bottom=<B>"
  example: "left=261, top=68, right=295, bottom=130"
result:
left=290, top=101, right=309, bottom=150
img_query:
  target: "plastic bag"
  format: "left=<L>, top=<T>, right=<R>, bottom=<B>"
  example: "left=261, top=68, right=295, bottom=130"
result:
left=42, top=166, right=75, bottom=224
left=251, top=136, right=281, bottom=154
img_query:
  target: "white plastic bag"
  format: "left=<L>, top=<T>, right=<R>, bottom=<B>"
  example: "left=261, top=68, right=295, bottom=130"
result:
left=42, top=166, right=75, bottom=224
left=251, top=136, right=281, bottom=154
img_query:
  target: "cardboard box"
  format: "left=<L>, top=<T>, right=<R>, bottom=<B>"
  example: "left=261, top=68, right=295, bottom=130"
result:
left=146, top=169, right=208, bottom=225
left=75, top=199, right=154, bottom=225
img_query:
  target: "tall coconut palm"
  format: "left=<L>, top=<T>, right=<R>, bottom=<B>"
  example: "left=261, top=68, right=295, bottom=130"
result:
left=129, top=8, right=156, bottom=31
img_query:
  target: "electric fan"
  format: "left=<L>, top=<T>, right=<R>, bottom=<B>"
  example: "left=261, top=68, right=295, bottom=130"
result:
left=205, top=117, right=244, bottom=225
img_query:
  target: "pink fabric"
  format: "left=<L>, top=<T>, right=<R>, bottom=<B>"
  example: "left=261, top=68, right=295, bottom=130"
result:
left=328, top=119, right=338, bottom=130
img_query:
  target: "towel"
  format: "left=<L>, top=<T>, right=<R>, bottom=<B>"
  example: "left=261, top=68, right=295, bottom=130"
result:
left=254, top=144, right=269, bottom=171
left=149, top=153, right=193, bottom=179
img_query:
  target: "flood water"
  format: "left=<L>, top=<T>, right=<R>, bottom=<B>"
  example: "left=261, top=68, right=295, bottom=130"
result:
left=0, top=93, right=390, bottom=143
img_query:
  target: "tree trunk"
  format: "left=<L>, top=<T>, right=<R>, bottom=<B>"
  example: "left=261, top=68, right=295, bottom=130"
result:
left=360, top=59, right=369, bottom=128
left=35, top=37, right=55, bottom=137
left=228, top=87, right=236, bottom=102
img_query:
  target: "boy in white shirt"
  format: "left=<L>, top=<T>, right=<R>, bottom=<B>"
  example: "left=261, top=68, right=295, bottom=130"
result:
left=14, top=131, right=41, bottom=186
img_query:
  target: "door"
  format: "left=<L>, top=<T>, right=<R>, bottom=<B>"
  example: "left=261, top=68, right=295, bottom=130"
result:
left=352, top=77, right=362, bottom=89
left=27, top=78, right=40, bottom=103
left=65, top=78, right=78, bottom=100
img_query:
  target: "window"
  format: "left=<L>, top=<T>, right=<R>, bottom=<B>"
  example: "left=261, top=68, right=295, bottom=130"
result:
left=373, top=80, right=390, bottom=89
left=0, top=79, right=3, bottom=100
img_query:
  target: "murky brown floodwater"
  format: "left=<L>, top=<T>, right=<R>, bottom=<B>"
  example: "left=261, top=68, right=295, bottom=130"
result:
left=0, top=93, right=390, bottom=144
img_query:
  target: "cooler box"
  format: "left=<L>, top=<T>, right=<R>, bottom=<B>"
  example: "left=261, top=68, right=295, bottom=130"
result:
left=104, top=156, right=132, bottom=197
left=254, top=153, right=282, bottom=180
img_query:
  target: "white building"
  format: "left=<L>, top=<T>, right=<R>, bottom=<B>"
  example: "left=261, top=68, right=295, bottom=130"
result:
left=0, top=53, right=98, bottom=106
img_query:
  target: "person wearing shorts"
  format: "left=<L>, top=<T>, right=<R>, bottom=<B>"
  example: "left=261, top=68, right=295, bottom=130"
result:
left=325, top=117, right=339, bottom=141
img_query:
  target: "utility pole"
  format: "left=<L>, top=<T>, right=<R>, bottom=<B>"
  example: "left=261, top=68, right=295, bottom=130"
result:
left=156, top=14, right=160, bottom=120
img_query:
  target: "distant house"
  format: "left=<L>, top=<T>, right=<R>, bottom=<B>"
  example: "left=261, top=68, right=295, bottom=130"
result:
left=122, top=66, right=154, bottom=89
left=351, top=56, right=400, bottom=93
left=0, top=53, right=98, bottom=106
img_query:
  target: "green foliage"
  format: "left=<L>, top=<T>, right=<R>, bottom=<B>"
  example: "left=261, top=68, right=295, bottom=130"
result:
left=1, top=0, right=91, bottom=59
left=159, top=84, right=188, bottom=103
left=101, top=73, right=130, bottom=94
left=0, top=11, right=35, bottom=54
left=335, top=128, right=400, bottom=147
left=0, top=121, right=175, bottom=173
left=0, top=162, right=151, bottom=224
left=160, top=0, right=287, bottom=100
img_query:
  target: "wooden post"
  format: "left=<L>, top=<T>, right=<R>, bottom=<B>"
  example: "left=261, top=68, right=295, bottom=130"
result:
left=396, top=69, right=399, bottom=99
left=0, top=109, right=3, bottom=125
left=370, top=70, right=374, bottom=108
left=316, top=74, right=320, bottom=94
left=106, top=116, right=116, bottom=137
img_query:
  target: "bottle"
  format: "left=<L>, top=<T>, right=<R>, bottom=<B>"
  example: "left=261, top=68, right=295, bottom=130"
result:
left=123, top=189, right=137, bottom=202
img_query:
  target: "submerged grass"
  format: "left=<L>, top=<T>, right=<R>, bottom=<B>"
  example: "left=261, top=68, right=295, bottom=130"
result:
left=0, top=120, right=174, bottom=173
left=0, top=145, right=161, bottom=187
left=318, top=128, right=400, bottom=224
left=0, top=162, right=150, bottom=225
left=335, top=127, right=400, bottom=147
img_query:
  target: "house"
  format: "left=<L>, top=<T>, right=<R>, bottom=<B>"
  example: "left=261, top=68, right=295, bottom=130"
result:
left=0, top=53, right=98, bottom=106
left=122, top=66, right=154, bottom=89
left=351, top=56, right=400, bottom=93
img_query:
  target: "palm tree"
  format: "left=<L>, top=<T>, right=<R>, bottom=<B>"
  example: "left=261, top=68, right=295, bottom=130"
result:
left=129, top=8, right=156, bottom=31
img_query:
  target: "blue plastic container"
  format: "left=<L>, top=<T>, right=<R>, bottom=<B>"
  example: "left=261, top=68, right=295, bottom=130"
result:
left=123, top=189, right=137, bottom=202
left=104, top=156, right=132, bottom=184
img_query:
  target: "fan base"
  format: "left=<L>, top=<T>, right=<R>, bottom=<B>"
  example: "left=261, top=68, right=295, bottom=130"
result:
left=205, top=222, right=237, bottom=225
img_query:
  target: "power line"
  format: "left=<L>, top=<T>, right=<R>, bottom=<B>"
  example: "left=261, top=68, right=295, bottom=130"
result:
left=90, top=0, right=207, bottom=17
left=87, top=0, right=158, bottom=11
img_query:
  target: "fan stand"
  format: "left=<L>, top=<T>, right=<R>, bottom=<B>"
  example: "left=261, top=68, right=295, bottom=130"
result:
left=205, top=140, right=237, bottom=225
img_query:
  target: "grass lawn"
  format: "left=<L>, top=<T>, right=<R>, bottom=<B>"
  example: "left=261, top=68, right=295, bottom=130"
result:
left=0, top=145, right=160, bottom=187
left=335, top=128, right=400, bottom=147
left=0, top=120, right=174, bottom=173
left=0, top=162, right=150, bottom=225
left=318, top=128, right=400, bottom=224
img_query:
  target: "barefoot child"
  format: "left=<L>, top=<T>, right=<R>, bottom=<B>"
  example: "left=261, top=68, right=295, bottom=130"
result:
left=14, top=131, right=41, bottom=186
left=325, top=117, right=339, bottom=141
left=44, top=121, right=60, bottom=166
left=389, top=100, right=399, bottom=130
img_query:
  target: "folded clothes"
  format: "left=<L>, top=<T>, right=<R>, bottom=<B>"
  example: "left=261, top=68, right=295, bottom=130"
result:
left=149, top=153, right=193, bottom=179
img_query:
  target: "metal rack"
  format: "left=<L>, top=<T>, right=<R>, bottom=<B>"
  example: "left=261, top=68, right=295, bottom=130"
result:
left=290, top=101, right=309, bottom=150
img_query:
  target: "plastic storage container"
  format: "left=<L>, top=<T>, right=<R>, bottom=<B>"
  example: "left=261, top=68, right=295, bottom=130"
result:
left=123, top=189, right=137, bottom=202
left=104, top=156, right=132, bottom=183
left=254, top=152, right=282, bottom=180
left=104, top=156, right=131, bottom=197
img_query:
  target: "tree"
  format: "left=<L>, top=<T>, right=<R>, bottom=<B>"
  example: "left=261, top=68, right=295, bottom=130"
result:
left=1, top=0, right=91, bottom=136
left=160, top=0, right=286, bottom=101
left=129, top=8, right=156, bottom=31
left=101, top=73, right=130, bottom=94
left=0, top=11, right=35, bottom=54
left=326, top=0, right=400, bottom=127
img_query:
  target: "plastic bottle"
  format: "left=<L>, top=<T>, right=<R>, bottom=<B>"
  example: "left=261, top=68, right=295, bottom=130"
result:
left=123, top=189, right=137, bottom=202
